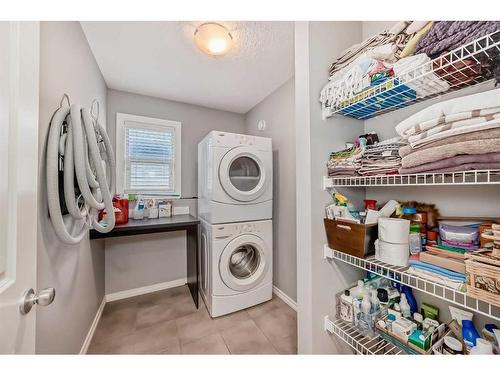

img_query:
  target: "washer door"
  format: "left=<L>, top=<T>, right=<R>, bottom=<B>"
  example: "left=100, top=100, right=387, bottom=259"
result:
left=218, top=147, right=269, bottom=202
left=219, top=234, right=269, bottom=292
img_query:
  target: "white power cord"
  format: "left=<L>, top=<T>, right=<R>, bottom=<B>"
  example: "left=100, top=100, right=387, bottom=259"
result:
left=46, top=99, right=116, bottom=244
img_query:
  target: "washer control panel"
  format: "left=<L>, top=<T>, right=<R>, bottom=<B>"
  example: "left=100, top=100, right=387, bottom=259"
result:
left=214, top=222, right=260, bottom=240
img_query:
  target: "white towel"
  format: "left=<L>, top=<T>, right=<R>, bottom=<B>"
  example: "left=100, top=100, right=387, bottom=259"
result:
left=395, top=87, right=500, bottom=137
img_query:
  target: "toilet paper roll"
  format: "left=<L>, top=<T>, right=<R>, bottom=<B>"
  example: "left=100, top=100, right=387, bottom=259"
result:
left=375, top=239, right=409, bottom=267
left=378, top=218, right=410, bottom=244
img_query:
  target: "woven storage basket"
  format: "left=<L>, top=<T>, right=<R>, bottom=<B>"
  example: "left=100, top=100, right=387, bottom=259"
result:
left=465, top=256, right=500, bottom=307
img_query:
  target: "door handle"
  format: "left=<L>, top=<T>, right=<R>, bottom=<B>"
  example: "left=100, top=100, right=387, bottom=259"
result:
left=20, top=287, right=56, bottom=315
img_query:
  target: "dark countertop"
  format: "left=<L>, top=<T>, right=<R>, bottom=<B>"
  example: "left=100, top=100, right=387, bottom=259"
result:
left=89, top=214, right=200, bottom=239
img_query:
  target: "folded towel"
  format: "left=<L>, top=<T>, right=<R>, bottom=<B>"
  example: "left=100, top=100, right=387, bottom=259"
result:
left=407, top=267, right=465, bottom=290
left=401, top=140, right=500, bottom=169
left=414, top=21, right=500, bottom=58
left=399, top=128, right=500, bottom=158
left=400, top=152, right=500, bottom=174
left=393, top=53, right=450, bottom=98
left=395, top=88, right=500, bottom=138
left=441, top=239, right=479, bottom=251
left=408, top=259, right=466, bottom=281
left=400, top=161, right=500, bottom=175
left=410, top=119, right=500, bottom=149
left=329, top=21, right=411, bottom=76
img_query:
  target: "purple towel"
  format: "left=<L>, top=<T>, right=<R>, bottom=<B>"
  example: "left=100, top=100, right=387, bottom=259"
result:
left=399, top=152, right=500, bottom=174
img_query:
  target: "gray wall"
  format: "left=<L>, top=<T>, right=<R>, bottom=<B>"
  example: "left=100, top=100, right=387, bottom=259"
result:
left=104, top=90, right=245, bottom=294
left=107, top=89, right=246, bottom=198
left=295, top=21, right=365, bottom=354
left=37, top=22, right=107, bottom=354
left=244, top=78, right=297, bottom=301
left=296, top=20, right=500, bottom=354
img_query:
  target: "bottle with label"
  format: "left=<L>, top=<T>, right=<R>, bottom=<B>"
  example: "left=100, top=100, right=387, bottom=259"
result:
left=340, top=290, right=354, bottom=323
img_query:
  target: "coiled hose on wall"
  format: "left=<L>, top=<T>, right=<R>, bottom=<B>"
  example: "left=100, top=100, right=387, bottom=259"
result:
left=46, top=98, right=116, bottom=244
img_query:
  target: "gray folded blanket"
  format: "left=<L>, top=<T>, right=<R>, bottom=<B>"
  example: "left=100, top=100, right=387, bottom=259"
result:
left=415, top=21, right=500, bottom=58
left=401, top=138, right=500, bottom=168
left=399, top=152, right=500, bottom=174
left=399, top=128, right=500, bottom=158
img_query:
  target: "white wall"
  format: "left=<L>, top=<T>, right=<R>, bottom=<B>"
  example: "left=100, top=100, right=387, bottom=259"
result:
left=37, top=22, right=107, bottom=354
left=104, top=89, right=246, bottom=295
left=295, top=21, right=366, bottom=354
left=244, top=78, right=297, bottom=301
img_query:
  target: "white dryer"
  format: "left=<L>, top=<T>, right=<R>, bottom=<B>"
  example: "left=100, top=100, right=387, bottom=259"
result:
left=199, top=218, right=273, bottom=317
left=198, top=131, right=272, bottom=224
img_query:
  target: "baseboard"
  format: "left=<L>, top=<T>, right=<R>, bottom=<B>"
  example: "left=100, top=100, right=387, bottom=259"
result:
left=80, top=297, right=106, bottom=354
left=104, top=278, right=187, bottom=302
left=272, top=285, right=297, bottom=311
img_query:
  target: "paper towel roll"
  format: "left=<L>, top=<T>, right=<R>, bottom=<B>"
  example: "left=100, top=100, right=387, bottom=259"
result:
left=378, top=218, right=410, bottom=244
left=375, top=239, right=409, bottom=267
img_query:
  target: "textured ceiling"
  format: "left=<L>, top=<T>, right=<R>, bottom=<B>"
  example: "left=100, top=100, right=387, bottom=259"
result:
left=80, top=21, right=294, bottom=113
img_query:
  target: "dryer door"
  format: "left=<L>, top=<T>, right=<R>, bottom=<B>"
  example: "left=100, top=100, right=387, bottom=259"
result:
left=218, top=147, right=269, bottom=202
left=219, top=234, right=269, bottom=292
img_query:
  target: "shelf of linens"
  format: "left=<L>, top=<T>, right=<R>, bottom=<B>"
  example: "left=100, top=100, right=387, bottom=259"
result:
left=323, top=245, right=500, bottom=321
left=324, top=316, right=404, bottom=355
left=323, top=170, right=500, bottom=189
left=321, top=30, right=500, bottom=120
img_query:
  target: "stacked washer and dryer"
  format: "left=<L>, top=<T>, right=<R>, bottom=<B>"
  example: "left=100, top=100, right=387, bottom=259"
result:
left=198, top=131, right=273, bottom=317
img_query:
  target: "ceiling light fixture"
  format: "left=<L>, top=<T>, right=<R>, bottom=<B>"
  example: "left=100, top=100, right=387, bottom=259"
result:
left=194, top=23, right=233, bottom=56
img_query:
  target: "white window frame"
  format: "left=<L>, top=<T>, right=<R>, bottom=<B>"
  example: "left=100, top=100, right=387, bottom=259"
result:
left=115, top=113, right=182, bottom=197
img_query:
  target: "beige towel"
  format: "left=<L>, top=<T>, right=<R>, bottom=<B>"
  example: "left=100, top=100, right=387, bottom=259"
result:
left=399, top=128, right=500, bottom=158
left=401, top=138, right=500, bottom=168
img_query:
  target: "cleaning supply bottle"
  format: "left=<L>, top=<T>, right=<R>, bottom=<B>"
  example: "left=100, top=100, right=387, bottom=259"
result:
left=340, top=290, right=354, bottom=323
left=370, top=289, right=379, bottom=313
left=400, top=285, right=417, bottom=315
left=399, top=294, right=411, bottom=318
left=462, top=320, right=480, bottom=350
left=350, top=280, right=368, bottom=299
left=358, top=295, right=373, bottom=336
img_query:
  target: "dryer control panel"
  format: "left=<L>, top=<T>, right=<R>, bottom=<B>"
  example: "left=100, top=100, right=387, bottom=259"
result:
left=207, top=130, right=272, bottom=151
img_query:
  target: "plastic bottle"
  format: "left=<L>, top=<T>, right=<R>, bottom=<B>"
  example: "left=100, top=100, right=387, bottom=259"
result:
left=399, top=294, right=411, bottom=318
left=350, top=280, right=369, bottom=299
left=400, top=285, right=418, bottom=315
left=462, top=320, right=480, bottom=350
left=358, top=295, right=374, bottom=336
left=340, top=290, right=354, bottom=323
left=361, top=295, right=371, bottom=314
left=370, top=289, right=380, bottom=314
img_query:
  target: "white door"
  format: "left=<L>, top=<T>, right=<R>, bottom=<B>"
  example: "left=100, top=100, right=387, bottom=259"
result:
left=0, top=21, right=41, bottom=354
left=218, top=147, right=270, bottom=202
left=219, top=234, right=269, bottom=292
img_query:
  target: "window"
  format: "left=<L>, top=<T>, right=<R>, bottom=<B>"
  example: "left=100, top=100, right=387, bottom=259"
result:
left=116, top=113, right=181, bottom=196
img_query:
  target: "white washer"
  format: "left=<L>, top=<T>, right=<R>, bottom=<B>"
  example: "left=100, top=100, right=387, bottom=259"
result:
left=198, top=131, right=272, bottom=224
left=199, top=218, right=273, bottom=317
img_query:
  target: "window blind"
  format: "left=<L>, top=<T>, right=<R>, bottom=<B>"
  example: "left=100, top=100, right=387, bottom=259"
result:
left=124, top=126, right=176, bottom=193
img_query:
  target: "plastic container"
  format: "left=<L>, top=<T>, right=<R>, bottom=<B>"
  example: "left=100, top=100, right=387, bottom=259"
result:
left=442, top=336, right=464, bottom=355
left=409, top=232, right=422, bottom=255
left=469, top=338, right=493, bottom=354
left=364, top=199, right=377, bottom=210
left=462, top=320, right=480, bottom=350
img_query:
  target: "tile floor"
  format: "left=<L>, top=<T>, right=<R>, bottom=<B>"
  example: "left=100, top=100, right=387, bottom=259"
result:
left=87, top=285, right=297, bottom=354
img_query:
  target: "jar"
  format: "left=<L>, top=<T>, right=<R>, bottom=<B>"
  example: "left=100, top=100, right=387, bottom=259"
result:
left=427, top=230, right=438, bottom=247
left=442, top=336, right=464, bottom=355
